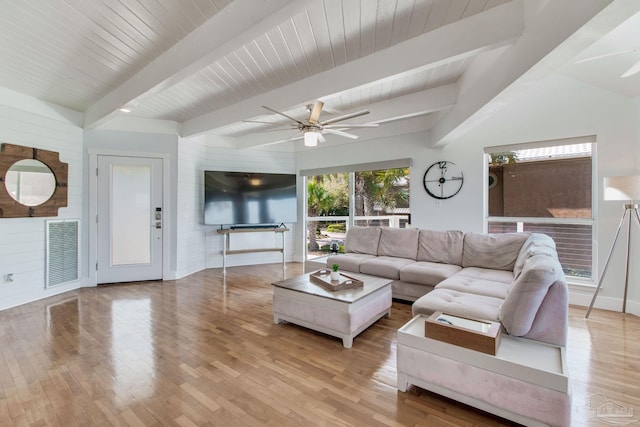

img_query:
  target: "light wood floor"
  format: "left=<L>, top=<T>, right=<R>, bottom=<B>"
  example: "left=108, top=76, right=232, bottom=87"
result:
left=0, top=263, right=638, bottom=426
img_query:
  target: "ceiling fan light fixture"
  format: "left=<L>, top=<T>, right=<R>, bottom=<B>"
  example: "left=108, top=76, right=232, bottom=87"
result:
left=304, top=131, right=318, bottom=147
left=257, top=104, right=372, bottom=146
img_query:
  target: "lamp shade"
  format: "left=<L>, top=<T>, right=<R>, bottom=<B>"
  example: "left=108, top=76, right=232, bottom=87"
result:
left=603, top=176, right=640, bottom=201
left=304, top=131, right=318, bottom=147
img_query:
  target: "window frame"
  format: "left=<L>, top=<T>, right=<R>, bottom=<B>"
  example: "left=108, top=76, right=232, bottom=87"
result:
left=484, top=136, right=597, bottom=284
left=303, top=161, right=411, bottom=261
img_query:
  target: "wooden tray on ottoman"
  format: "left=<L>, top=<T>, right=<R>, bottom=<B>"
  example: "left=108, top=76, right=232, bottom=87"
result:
left=309, top=269, right=364, bottom=291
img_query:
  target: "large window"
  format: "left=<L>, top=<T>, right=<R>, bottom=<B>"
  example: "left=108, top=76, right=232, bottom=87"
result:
left=486, top=139, right=595, bottom=280
left=306, top=173, right=349, bottom=256
left=305, top=166, right=410, bottom=260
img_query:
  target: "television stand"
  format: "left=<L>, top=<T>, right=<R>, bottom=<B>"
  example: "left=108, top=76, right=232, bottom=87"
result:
left=216, top=227, right=289, bottom=274
left=230, top=224, right=279, bottom=230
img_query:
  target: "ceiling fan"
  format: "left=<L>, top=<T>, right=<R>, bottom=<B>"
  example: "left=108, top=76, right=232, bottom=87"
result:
left=244, top=101, right=379, bottom=147
left=576, top=47, right=640, bottom=78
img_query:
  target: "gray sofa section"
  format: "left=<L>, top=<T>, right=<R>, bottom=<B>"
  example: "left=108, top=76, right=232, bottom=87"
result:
left=327, top=227, right=568, bottom=346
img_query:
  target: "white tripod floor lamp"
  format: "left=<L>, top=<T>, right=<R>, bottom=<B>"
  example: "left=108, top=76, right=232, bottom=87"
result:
left=586, top=175, right=640, bottom=318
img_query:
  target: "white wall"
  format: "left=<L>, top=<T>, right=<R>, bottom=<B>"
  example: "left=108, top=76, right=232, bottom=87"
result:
left=176, top=135, right=207, bottom=278
left=0, top=97, right=84, bottom=311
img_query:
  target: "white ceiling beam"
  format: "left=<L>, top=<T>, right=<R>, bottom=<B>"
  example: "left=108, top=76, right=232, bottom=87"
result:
left=429, top=0, right=640, bottom=146
left=232, top=84, right=458, bottom=149
left=182, top=1, right=525, bottom=137
left=83, top=0, right=315, bottom=129
left=363, top=83, right=458, bottom=123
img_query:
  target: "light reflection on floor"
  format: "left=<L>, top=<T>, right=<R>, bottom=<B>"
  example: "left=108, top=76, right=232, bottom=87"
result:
left=111, top=298, right=156, bottom=403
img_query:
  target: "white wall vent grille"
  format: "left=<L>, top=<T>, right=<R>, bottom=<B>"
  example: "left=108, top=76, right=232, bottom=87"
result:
left=46, top=219, right=80, bottom=288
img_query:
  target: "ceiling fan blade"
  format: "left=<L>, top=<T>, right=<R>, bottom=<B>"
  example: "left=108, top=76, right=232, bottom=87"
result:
left=321, top=110, right=370, bottom=125
left=621, top=58, right=640, bottom=78
left=308, top=101, right=324, bottom=124
left=323, top=123, right=379, bottom=128
left=260, top=126, right=299, bottom=132
left=262, top=106, right=305, bottom=125
left=288, top=131, right=304, bottom=141
left=240, top=121, right=297, bottom=133
left=242, top=136, right=294, bottom=148
left=576, top=47, right=638, bottom=64
left=317, top=132, right=326, bottom=143
left=242, top=119, right=281, bottom=125
left=324, top=128, right=359, bottom=139
left=255, top=131, right=303, bottom=146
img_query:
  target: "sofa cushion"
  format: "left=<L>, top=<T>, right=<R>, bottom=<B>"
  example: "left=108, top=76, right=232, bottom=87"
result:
left=462, top=232, right=530, bottom=271
left=399, top=262, right=462, bottom=287
left=359, top=256, right=416, bottom=280
left=417, top=229, right=464, bottom=265
left=392, top=281, right=437, bottom=302
left=327, top=253, right=376, bottom=273
left=344, top=227, right=382, bottom=255
left=412, top=288, right=503, bottom=322
left=435, top=276, right=511, bottom=299
left=500, top=253, right=562, bottom=337
left=452, top=267, right=514, bottom=284
left=513, top=233, right=557, bottom=279
left=378, top=227, right=420, bottom=260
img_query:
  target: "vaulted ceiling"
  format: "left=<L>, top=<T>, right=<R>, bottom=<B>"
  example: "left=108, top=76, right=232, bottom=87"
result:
left=1, top=0, right=639, bottom=151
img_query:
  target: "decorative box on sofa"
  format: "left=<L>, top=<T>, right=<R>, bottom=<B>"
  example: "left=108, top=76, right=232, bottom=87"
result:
left=327, top=226, right=568, bottom=346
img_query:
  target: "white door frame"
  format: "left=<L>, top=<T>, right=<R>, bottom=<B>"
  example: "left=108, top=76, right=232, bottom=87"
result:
left=87, top=149, right=172, bottom=286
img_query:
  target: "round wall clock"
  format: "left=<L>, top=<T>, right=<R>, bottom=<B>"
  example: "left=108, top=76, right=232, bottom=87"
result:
left=423, top=161, right=464, bottom=199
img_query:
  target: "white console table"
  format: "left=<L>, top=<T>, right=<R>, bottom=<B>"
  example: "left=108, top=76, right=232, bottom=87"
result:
left=217, top=227, right=289, bottom=274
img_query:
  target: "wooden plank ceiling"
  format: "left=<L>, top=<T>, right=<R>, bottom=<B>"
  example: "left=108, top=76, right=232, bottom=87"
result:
left=0, top=0, right=636, bottom=150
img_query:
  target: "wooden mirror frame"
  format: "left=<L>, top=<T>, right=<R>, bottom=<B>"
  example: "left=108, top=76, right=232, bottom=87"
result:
left=0, top=143, right=68, bottom=218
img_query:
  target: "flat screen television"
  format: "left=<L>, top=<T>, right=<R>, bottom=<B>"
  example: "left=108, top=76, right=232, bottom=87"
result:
left=204, top=171, right=297, bottom=226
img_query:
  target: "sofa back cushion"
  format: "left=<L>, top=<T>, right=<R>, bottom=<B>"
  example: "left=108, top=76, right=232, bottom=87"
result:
left=344, top=226, right=382, bottom=255
left=462, top=232, right=529, bottom=271
left=417, top=229, right=464, bottom=265
left=513, top=233, right=557, bottom=279
left=500, top=253, right=564, bottom=338
left=377, top=227, right=420, bottom=260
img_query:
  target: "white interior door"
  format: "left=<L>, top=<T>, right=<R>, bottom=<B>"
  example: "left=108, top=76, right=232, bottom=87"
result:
left=97, top=156, right=163, bottom=284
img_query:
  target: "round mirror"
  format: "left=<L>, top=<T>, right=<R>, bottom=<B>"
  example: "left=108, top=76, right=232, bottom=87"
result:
left=4, top=159, right=56, bottom=206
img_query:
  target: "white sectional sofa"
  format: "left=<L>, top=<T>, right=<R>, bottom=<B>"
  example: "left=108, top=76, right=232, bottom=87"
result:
left=326, top=226, right=568, bottom=346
